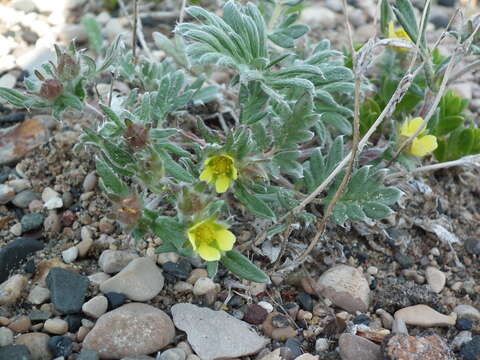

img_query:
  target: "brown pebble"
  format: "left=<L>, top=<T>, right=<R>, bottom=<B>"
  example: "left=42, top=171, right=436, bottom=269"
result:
left=187, top=269, right=208, bottom=285
left=98, top=217, right=115, bottom=234
left=271, top=326, right=297, bottom=341
left=0, top=316, right=11, bottom=326
left=76, top=326, right=90, bottom=341
left=8, top=316, right=31, bottom=333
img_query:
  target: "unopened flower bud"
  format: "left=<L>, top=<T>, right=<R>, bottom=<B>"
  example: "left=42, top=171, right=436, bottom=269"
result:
left=40, top=79, right=64, bottom=99
left=124, top=123, right=149, bottom=149
left=115, top=194, right=141, bottom=228
left=57, top=53, right=80, bottom=80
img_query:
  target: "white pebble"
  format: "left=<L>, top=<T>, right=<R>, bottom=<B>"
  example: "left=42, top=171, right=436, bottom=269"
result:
left=27, top=286, right=50, bottom=305
left=44, top=197, right=63, bottom=210
left=10, top=223, right=22, bottom=236
left=62, top=246, right=78, bottom=264
left=258, top=301, right=274, bottom=313
left=315, top=338, right=330, bottom=352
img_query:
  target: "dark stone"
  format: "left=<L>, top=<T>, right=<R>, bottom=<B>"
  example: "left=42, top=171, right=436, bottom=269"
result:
left=457, top=318, right=473, bottom=331
left=0, top=345, right=32, bottom=360
left=370, top=279, right=378, bottom=290
left=437, top=0, right=455, bottom=6
left=78, top=349, right=100, bottom=360
left=162, top=260, right=192, bottom=280
left=465, top=238, right=480, bottom=256
left=21, top=213, right=44, bottom=232
left=29, top=309, right=52, bottom=322
left=272, top=314, right=290, bottom=328
left=296, top=293, right=314, bottom=312
left=227, top=294, right=244, bottom=308
left=394, top=251, right=414, bottom=269
left=460, top=336, right=480, bottom=360
left=46, top=268, right=89, bottom=314
left=23, top=259, right=36, bottom=274
left=65, top=314, right=82, bottom=333
left=373, top=277, right=443, bottom=313
left=285, top=338, right=302, bottom=358
left=105, top=292, right=126, bottom=311
left=0, top=237, right=44, bottom=283
left=47, top=336, right=73, bottom=358
left=353, top=314, right=370, bottom=325
left=243, top=304, right=268, bottom=325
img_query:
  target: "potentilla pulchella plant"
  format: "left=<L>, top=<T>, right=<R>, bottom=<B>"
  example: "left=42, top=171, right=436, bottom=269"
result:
left=1, top=0, right=479, bottom=281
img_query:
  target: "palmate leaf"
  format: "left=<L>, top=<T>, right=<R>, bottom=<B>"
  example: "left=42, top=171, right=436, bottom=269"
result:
left=177, top=1, right=267, bottom=69
left=329, top=166, right=402, bottom=225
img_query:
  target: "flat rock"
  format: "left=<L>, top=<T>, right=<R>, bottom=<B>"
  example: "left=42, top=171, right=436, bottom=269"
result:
left=82, top=295, right=108, bottom=318
left=12, top=190, right=39, bottom=208
left=0, top=344, right=33, bottom=360
left=21, top=213, right=44, bottom=233
left=171, top=303, right=268, bottom=360
left=16, top=333, right=52, bottom=360
left=46, top=267, right=89, bottom=314
left=100, top=258, right=164, bottom=301
left=338, top=334, right=382, bottom=360
left=0, top=116, right=55, bottom=165
left=382, top=333, right=454, bottom=360
left=83, top=303, right=175, bottom=359
left=394, top=305, right=456, bottom=327
left=98, top=250, right=139, bottom=274
left=0, top=274, right=28, bottom=305
left=425, top=267, right=446, bottom=293
left=315, top=265, right=370, bottom=313
left=0, top=237, right=44, bottom=283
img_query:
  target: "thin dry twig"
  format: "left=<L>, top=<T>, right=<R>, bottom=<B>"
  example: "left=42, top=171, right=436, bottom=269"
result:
left=118, top=0, right=154, bottom=61
left=179, top=0, right=188, bottom=24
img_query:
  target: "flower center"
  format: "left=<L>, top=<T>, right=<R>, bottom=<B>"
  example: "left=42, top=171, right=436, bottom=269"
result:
left=194, top=224, right=216, bottom=246
left=211, top=157, right=231, bottom=175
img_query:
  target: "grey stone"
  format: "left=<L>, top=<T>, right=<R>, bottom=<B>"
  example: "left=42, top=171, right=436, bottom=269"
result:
left=21, top=213, right=45, bottom=232
left=338, top=334, right=381, bottom=360
left=158, top=348, right=186, bottom=360
left=98, top=250, right=139, bottom=274
left=12, top=190, right=39, bottom=208
left=100, top=258, right=164, bottom=302
left=0, top=327, right=14, bottom=346
left=46, top=268, right=89, bottom=314
left=16, top=333, right=51, bottom=360
left=0, top=345, right=33, bottom=360
left=171, top=303, right=268, bottom=360
left=0, top=237, right=44, bottom=283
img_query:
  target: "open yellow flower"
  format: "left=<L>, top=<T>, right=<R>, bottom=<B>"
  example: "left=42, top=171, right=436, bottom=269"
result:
left=199, top=154, right=238, bottom=193
left=187, top=218, right=236, bottom=261
left=388, top=21, right=411, bottom=51
left=400, top=117, right=438, bottom=157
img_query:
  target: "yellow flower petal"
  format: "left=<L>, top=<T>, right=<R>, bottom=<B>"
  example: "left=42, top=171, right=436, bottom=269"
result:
left=199, top=168, right=214, bottom=183
left=215, top=229, right=235, bottom=251
left=231, top=165, right=238, bottom=180
left=215, top=175, right=231, bottom=193
left=388, top=21, right=396, bottom=38
left=409, top=135, right=438, bottom=157
left=187, top=231, right=197, bottom=250
left=400, top=117, right=425, bottom=137
left=197, top=244, right=221, bottom=261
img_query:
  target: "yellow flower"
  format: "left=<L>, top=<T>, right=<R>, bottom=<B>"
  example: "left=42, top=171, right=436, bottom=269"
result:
left=400, top=117, right=438, bottom=157
left=199, top=154, right=238, bottom=193
left=187, top=218, right=236, bottom=261
left=388, top=21, right=411, bottom=51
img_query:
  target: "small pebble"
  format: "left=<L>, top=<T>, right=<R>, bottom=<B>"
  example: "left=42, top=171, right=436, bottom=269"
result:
left=62, top=247, right=78, bottom=264
left=243, top=304, right=268, bottom=325
left=44, top=318, right=68, bottom=335
left=158, top=348, right=186, bottom=360
left=0, top=327, right=14, bottom=346
left=105, top=292, right=126, bottom=311
left=258, top=301, right=274, bottom=313
left=457, top=318, right=473, bottom=331
left=21, top=213, right=44, bottom=232
left=315, top=338, right=329, bottom=352
left=83, top=172, right=97, bottom=192
left=174, top=281, right=193, bottom=293
left=47, top=335, right=73, bottom=358
left=296, top=293, right=314, bottom=312
left=8, top=316, right=31, bottom=333
left=186, top=269, right=208, bottom=284
left=27, top=286, right=50, bottom=305
left=352, top=314, right=370, bottom=325
left=82, top=295, right=108, bottom=318
left=193, top=277, right=216, bottom=296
